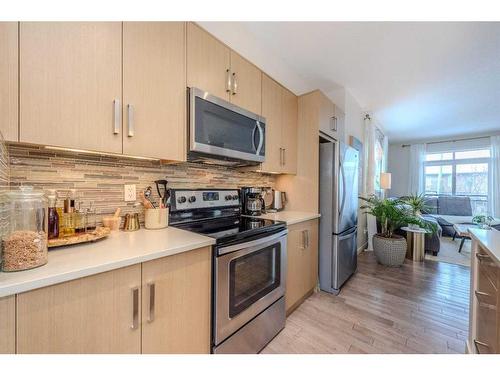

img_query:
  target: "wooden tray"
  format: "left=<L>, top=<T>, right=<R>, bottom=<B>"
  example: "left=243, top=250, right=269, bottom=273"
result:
left=48, top=227, right=111, bottom=248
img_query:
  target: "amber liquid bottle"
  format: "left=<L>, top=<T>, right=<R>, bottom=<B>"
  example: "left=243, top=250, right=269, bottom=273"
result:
left=47, top=194, right=59, bottom=239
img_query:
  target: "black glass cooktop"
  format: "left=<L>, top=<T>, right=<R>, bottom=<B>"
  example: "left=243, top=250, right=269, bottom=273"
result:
left=171, top=215, right=286, bottom=245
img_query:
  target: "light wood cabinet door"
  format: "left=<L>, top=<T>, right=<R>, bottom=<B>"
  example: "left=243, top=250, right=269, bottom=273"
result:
left=229, top=51, right=262, bottom=114
left=260, top=74, right=283, bottom=173
left=0, top=22, right=18, bottom=142
left=318, top=91, right=336, bottom=138
left=141, top=247, right=211, bottom=354
left=187, top=22, right=230, bottom=100
left=20, top=22, right=122, bottom=153
left=285, top=219, right=319, bottom=313
left=281, top=88, right=298, bottom=174
left=17, top=265, right=142, bottom=354
left=0, top=295, right=15, bottom=353
left=123, top=22, right=186, bottom=161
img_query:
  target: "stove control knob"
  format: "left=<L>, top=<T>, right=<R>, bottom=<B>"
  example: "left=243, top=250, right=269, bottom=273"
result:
left=232, top=195, right=239, bottom=201
left=188, top=196, right=196, bottom=203
left=225, top=195, right=232, bottom=201
left=177, top=196, right=187, bottom=204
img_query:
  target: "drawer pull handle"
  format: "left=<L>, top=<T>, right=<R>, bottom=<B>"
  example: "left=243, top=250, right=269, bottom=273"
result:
left=475, top=253, right=491, bottom=262
left=131, top=287, right=139, bottom=330
left=148, top=282, right=155, bottom=323
left=226, top=69, right=232, bottom=93
left=113, top=99, right=121, bottom=134
left=473, top=339, right=490, bottom=353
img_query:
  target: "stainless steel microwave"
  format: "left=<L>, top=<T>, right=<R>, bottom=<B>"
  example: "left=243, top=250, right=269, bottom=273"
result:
left=188, top=87, right=266, bottom=166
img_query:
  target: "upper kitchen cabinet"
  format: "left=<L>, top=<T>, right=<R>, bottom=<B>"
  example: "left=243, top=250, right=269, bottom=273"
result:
left=260, top=74, right=283, bottom=173
left=0, top=22, right=18, bottom=142
left=187, top=23, right=231, bottom=100
left=187, top=23, right=262, bottom=115
left=281, top=88, right=298, bottom=174
left=259, top=74, right=298, bottom=174
left=318, top=91, right=336, bottom=139
left=123, top=22, right=186, bottom=161
left=229, top=51, right=262, bottom=115
left=19, top=22, right=122, bottom=153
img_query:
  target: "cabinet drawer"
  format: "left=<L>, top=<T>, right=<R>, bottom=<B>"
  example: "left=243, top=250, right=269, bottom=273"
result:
left=477, top=246, right=498, bottom=290
left=476, top=262, right=498, bottom=307
left=475, top=302, right=497, bottom=354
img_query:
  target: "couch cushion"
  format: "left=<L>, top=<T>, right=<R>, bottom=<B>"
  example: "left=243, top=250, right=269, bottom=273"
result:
left=438, top=196, right=472, bottom=216
left=423, top=197, right=438, bottom=214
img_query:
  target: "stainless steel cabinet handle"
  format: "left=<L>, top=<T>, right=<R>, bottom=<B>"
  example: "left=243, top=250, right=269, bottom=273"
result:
left=475, top=290, right=491, bottom=298
left=301, top=230, right=307, bottom=249
left=231, top=72, right=238, bottom=95
left=473, top=339, right=490, bottom=353
left=113, top=99, right=120, bottom=134
left=279, top=148, right=284, bottom=166
left=305, top=230, right=310, bottom=248
left=226, top=69, right=232, bottom=93
left=147, top=282, right=155, bottom=323
left=127, top=104, right=134, bottom=137
left=283, top=148, right=286, bottom=166
left=131, top=287, right=139, bottom=330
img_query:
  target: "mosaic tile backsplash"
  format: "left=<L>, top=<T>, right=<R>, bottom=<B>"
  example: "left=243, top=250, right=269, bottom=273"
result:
left=8, top=144, right=275, bottom=226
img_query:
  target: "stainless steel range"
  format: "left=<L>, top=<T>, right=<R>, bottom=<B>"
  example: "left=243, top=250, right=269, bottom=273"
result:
left=169, top=188, right=287, bottom=354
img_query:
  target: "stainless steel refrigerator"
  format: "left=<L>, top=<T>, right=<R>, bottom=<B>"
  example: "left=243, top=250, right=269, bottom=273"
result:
left=319, top=140, right=359, bottom=294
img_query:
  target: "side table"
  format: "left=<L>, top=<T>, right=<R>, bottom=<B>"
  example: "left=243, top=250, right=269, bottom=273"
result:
left=401, top=226, right=429, bottom=262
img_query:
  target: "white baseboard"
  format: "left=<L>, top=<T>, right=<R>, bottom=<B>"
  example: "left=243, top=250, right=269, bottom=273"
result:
left=357, top=242, right=368, bottom=254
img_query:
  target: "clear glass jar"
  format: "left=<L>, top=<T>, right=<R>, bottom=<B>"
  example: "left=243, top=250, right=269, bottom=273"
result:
left=1, top=186, right=48, bottom=272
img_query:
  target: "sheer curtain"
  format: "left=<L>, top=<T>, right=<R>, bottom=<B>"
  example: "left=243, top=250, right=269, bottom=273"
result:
left=408, top=143, right=426, bottom=195
left=489, top=135, right=500, bottom=218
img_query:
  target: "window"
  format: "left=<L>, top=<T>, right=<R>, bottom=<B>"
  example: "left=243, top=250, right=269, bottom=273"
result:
left=424, top=148, right=491, bottom=215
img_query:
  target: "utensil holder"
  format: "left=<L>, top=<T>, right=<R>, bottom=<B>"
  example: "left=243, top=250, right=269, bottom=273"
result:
left=145, top=208, right=169, bottom=230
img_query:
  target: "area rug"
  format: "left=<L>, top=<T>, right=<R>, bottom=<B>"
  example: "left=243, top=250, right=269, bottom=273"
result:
left=425, top=237, right=471, bottom=267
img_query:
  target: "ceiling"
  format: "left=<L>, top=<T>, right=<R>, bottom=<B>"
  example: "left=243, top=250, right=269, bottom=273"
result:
left=199, top=22, right=500, bottom=143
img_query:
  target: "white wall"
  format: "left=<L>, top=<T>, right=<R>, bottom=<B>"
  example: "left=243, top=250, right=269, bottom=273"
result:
left=388, top=143, right=410, bottom=197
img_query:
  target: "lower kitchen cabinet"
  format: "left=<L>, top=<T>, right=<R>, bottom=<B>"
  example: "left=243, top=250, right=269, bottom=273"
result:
left=141, top=246, right=211, bottom=353
left=0, top=295, right=15, bottom=353
left=285, top=219, right=319, bottom=313
left=17, top=264, right=142, bottom=354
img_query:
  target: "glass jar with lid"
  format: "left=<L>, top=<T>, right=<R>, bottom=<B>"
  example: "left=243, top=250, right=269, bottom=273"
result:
left=1, top=186, right=48, bottom=272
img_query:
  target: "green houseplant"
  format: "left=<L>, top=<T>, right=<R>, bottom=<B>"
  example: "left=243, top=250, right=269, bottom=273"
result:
left=402, top=193, right=430, bottom=216
left=360, top=195, right=436, bottom=266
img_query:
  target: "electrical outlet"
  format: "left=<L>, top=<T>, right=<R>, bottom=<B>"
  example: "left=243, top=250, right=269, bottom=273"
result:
left=124, top=184, right=137, bottom=202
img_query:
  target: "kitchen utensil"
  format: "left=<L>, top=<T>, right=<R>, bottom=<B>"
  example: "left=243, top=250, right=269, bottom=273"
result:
left=154, top=179, right=169, bottom=208
left=102, top=216, right=121, bottom=231
left=145, top=207, right=169, bottom=230
left=123, top=213, right=140, bottom=232
left=144, top=186, right=157, bottom=208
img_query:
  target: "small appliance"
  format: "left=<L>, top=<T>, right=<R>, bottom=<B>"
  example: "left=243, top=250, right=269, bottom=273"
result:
left=240, top=187, right=265, bottom=216
left=188, top=87, right=266, bottom=166
left=271, top=190, right=287, bottom=211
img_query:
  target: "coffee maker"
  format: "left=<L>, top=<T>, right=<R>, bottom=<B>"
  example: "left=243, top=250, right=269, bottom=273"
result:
left=240, top=187, right=265, bottom=216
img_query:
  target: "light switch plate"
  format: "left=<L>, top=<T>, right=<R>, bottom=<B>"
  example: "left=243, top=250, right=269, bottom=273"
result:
left=124, top=184, right=137, bottom=202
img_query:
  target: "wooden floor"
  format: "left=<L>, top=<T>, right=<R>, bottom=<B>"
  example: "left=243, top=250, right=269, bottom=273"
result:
left=262, top=251, right=470, bottom=354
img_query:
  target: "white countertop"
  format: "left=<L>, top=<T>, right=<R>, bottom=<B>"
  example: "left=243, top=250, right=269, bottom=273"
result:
left=469, top=228, right=500, bottom=266
left=0, top=227, right=215, bottom=298
left=258, top=211, right=321, bottom=225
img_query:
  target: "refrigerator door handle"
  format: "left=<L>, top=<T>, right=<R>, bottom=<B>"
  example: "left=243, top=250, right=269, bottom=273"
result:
left=338, top=227, right=357, bottom=241
left=339, top=160, right=347, bottom=220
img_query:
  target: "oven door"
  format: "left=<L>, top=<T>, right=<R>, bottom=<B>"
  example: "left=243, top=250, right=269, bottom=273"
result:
left=189, top=87, right=266, bottom=163
left=214, top=230, right=287, bottom=345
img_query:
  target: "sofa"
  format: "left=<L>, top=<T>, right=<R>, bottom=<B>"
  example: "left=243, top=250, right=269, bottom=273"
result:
left=423, top=196, right=500, bottom=237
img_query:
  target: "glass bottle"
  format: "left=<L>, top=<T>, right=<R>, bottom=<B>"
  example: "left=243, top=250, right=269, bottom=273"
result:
left=86, top=202, right=96, bottom=232
left=74, top=201, right=86, bottom=234
left=62, top=191, right=75, bottom=237
left=47, top=190, right=59, bottom=239
left=1, top=186, right=48, bottom=272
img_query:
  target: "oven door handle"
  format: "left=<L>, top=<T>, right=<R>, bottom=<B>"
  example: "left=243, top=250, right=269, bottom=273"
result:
left=218, top=229, right=288, bottom=256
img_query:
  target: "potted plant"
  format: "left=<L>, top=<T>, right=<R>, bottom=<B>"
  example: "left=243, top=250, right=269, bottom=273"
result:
left=472, top=215, right=494, bottom=229
left=401, top=193, right=431, bottom=229
left=360, top=195, right=436, bottom=266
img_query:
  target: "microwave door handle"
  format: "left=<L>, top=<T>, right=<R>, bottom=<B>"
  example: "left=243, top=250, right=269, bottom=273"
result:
left=252, top=123, right=258, bottom=151
left=256, top=121, right=264, bottom=155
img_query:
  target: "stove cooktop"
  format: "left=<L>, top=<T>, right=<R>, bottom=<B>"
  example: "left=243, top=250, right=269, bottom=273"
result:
left=171, top=215, right=286, bottom=245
